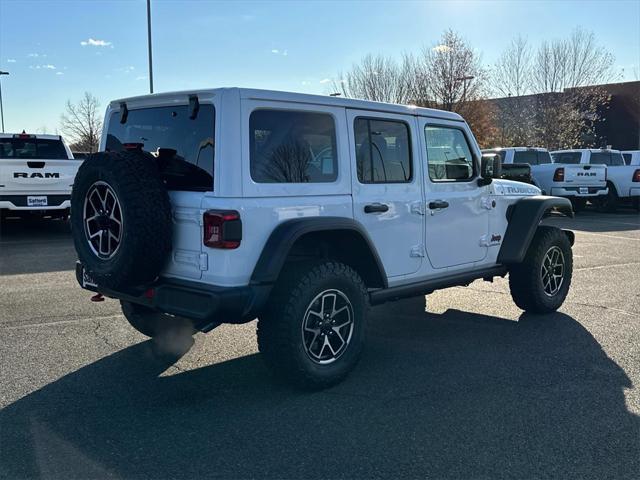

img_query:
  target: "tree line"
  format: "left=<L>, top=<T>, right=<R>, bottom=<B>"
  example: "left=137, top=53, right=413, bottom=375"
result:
left=59, top=27, right=620, bottom=152
left=332, top=27, right=619, bottom=149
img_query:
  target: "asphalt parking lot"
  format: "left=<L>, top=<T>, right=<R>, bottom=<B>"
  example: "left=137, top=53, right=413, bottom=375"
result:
left=1, top=210, right=639, bottom=479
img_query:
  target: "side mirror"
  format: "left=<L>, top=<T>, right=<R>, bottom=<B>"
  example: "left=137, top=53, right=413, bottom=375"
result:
left=479, top=154, right=502, bottom=185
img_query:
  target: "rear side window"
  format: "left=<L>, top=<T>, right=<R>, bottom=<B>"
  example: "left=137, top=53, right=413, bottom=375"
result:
left=250, top=109, right=337, bottom=183
left=552, top=152, right=581, bottom=164
left=513, top=151, right=539, bottom=165
left=537, top=151, right=552, bottom=164
left=590, top=152, right=625, bottom=166
left=425, top=126, right=474, bottom=181
left=0, top=138, right=68, bottom=159
left=355, top=118, right=412, bottom=183
left=623, top=153, right=632, bottom=165
left=105, top=105, right=215, bottom=191
left=482, top=149, right=506, bottom=163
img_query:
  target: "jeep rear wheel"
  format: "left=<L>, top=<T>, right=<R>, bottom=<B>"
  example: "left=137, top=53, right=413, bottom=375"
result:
left=508, top=226, right=573, bottom=314
left=257, top=261, right=368, bottom=389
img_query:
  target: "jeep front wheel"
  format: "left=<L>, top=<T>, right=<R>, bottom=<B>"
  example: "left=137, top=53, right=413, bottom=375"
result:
left=508, top=226, right=573, bottom=314
left=257, top=261, right=368, bottom=389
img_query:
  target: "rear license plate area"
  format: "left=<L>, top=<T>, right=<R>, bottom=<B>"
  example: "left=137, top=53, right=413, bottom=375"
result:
left=27, top=196, right=48, bottom=207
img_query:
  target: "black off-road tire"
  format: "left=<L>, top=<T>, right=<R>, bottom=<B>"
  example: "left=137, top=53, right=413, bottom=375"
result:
left=570, top=197, right=586, bottom=213
left=70, top=151, right=172, bottom=289
left=598, top=183, right=619, bottom=213
left=257, top=261, right=369, bottom=390
left=509, top=226, right=573, bottom=314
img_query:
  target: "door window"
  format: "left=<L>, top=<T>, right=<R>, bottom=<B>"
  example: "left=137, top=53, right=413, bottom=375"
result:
left=424, top=126, right=475, bottom=181
left=354, top=118, right=412, bottom=183
left=250, top=109, right=337, bottom=183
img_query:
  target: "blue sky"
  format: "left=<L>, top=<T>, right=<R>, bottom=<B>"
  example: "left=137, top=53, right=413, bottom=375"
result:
left=1, top=0, right=639, bottom=134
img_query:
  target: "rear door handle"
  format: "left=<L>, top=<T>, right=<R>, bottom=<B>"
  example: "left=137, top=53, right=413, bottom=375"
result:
left=364, top=203, right=389, bottom=213
left=428, top=200, right=449, bottom=209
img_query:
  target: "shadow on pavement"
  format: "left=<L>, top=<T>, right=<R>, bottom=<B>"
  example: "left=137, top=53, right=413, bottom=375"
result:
left=0, top=217, right=76, bottom=276
left=1, top=310, right=638, bottom=479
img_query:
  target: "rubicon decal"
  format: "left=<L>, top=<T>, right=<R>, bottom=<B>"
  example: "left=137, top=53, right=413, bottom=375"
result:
left=14, top=172, right=60, bottom=179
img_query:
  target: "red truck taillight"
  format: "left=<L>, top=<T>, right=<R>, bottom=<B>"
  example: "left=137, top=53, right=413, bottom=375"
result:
left=553, top=167, right=564, bottom=182
left=203, top=210, right=242, bottom=249
left=633, top=169, right=640, bottom=182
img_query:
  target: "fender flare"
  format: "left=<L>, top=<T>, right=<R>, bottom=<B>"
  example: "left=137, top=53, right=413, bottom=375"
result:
left=497, top=195, right=573, bottom=264
left=250, top=216, right=388, bottom=287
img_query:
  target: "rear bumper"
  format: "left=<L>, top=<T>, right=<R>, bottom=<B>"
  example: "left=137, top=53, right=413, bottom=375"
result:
left=0, top=194, right=71, bottom=210
left=75, top=262, right=270, bottom=329
left=629, top=187, right=640, bottom=198
left=550, top=186, right=608, bottom=197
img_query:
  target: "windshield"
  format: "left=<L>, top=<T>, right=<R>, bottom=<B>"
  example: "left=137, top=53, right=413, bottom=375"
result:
left=551, top=152, right=581, bottom=164
left=0, top=138, right=69, bottom=159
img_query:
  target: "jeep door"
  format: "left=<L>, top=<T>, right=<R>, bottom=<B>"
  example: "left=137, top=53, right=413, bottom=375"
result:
left=347, top=110, right=423, bottom=278
left=418, top=118, right=489, bottom=269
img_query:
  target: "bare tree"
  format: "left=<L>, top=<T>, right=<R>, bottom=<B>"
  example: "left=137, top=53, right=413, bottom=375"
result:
left=414, top=30, right=487, bottom=112
left=493, top=36, right=531, bottom=97
left=60, top=92, right=102, bottom=152
left=531, top=27, right=617, bottom=93
left=332, top=54, right=414, bottom=104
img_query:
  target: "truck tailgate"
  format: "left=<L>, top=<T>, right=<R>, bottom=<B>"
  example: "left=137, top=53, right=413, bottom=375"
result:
left=0, top=158, right=82, bottom=194
left=564, top=164, right=606, bottom=185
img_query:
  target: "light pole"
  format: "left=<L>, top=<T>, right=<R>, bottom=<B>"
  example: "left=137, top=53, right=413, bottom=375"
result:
left=0, top=70, right=8, bottom=133
left=147, top=0, right=154, bottom=94
left=456, top=75, right=475, bottom=104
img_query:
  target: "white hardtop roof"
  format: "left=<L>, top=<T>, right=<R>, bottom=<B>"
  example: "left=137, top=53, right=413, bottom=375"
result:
left=0, top=132, right=62, bottom=141
left=551, top=148, right=622, bottom=154
left=482, top=146, right=549, bottom=152
left=109, top=87, right=465, bottom=122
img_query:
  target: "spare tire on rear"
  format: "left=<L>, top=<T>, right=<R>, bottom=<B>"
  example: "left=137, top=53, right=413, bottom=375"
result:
left=70, top=150, right=173, bottom=290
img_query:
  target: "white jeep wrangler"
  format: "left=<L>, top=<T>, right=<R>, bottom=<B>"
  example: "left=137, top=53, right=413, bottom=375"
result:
left=72, top=88, right=575, bottom=389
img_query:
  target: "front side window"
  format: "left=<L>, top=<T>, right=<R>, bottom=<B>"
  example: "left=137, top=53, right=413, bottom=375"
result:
left=552, top=152, right=581, bottom=164
left=250, top=109, right=337, bottom=183
left=425, top=126, right=474, bottom=181
left=355, top=118, right=412, bottom=183
left=106, top=105, right=215, bottom=191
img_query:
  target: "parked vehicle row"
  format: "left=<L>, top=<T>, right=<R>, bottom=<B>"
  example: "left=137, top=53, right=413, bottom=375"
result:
left=482, top=146, right=640, bottom=212
left=0, top=132, right=81, bottom=220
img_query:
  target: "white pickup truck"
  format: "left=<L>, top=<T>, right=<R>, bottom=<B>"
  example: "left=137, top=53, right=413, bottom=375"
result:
left=552, top=149, right=639, bottom=212
left=0, top=132, right=80, bottom=220
left=483, top=147, right=608, bottom=211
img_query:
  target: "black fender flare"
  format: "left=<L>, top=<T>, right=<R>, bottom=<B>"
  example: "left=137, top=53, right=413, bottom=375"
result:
left=497, top=195, right=574, bottom=264
left=250, top=217, right=388, bottom=287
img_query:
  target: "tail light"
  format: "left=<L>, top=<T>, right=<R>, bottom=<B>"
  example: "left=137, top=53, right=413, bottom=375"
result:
left=553, top=167, right=564, bottom=182
left=203, top=210, right=242, bottom=249
left=633, top=169, right=640, bottom=182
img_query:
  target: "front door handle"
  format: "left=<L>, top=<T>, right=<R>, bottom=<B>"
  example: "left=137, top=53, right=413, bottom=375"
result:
left=364, top=203, right=389, bottom=214
left=428, top=200, right=449, bottom=209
